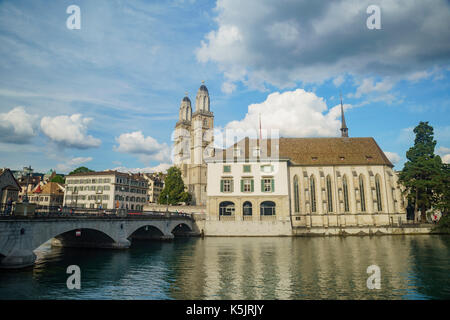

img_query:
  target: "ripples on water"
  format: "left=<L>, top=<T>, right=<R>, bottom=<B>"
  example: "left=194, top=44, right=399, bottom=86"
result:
left=0, top=235, right=449, bottom=300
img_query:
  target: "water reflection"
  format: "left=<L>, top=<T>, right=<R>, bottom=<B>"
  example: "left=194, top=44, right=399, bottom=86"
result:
left=0, top=235, right=449, bottom=300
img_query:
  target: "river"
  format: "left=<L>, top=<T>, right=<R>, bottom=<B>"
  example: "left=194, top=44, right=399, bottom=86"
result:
left=0, top=235, right=449, bottom=299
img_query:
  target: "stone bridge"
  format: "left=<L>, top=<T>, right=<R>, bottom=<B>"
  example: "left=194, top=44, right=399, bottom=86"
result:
left=0, top=214, right=199, bottom=269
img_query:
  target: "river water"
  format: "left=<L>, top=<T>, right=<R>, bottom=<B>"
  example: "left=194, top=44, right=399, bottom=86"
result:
left=0, top=235, right=449, bottom=300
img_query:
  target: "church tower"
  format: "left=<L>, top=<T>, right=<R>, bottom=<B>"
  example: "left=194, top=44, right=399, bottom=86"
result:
left=174, top=94, right=192, bottom=169
left=174, top=82, right=214, bottom=206
left=340, top=93, right=349, bottom=138
left=189, top=81, right=214, bottom=205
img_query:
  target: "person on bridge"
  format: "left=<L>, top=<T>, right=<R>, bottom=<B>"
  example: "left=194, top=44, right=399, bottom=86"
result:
left=6, top=197, right=12, bottom=215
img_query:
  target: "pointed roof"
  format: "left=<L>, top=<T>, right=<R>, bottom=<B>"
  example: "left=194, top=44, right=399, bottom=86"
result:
left=340, top=93, right=349, bottom=137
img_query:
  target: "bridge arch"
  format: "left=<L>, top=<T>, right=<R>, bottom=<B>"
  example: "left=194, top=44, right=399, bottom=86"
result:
left=52, top=228, right=116, bottom=249
left=128, top=224, right=165, bottom=241
left=171, top=222, right=192, bottom=237
left=31, top=223, right=120, bottom=251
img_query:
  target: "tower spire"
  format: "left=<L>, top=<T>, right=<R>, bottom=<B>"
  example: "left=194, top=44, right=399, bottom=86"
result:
left=340, top=92, right=348, bottom=137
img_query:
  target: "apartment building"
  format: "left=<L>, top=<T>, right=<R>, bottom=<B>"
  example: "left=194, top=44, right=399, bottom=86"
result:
left=143, top=173, right=164, bottom=203
left=63, top=170, right=148, bottom=210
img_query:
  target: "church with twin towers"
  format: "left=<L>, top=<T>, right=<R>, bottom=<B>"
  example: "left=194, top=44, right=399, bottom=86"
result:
left=174, top=83, right=407, bottom=235
left=173, top=82, right=214, bottom=206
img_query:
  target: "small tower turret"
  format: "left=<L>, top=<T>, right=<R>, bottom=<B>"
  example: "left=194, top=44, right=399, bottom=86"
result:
left=340, top=93, right=349, bottom=138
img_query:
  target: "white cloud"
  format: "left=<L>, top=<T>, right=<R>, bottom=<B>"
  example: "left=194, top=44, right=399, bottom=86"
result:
left=221, top=81, right=237, bottom=94
left=56, top=157, right=93, bottom=173
left=214, top=89, right=348, bottom=148
left=112, top=163, right=171, bottom=174
left=114, top=131, right=171, bottom=163
left=437, top=146, right=450, bottom=164
left=197, top=0, right=450, bottom=91
left=384, top=151, right=401, bottom=165
left=349, top=77, right=396, bottom=99
left=0, top=106, right=38, bottom=143
left=333, top=75, right=345, bottom=87
left=442, top=154, right=450, bottom=164
left=40, top=114, right=101, bottom=149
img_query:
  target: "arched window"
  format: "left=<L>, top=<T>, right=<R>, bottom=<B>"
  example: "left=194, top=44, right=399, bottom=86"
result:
left=375, top=175, right=383, bottom=211
left=310, top=175, right=316, bottom=213
left=293, top=175, right=300, bottom=213
left=219, top=201, right=235, bottom=216
left=243, top=201, right=252, bottom=216
left=326, top=175, right=333, bottom=212
left=359, top=175, right=366, bottom=212
left=343, top=175, right=349, bottom=212
left=260, top=201, right=276, bottom=216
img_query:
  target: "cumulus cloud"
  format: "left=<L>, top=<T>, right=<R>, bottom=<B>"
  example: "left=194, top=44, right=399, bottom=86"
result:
left=384, top=151, right=401, bottom=165
left=40, top=114, right=101, bottom=149
left=114, top=131, right=171, bottom=163
left=0, top=107, right=38, bottom=144
left=214, top=89, right=349, bottom=148
left=56, top=157, right=93, bottom=173
left=437, top=146, right=450, bottom=164
left=197, top=0, right=450, bottom=91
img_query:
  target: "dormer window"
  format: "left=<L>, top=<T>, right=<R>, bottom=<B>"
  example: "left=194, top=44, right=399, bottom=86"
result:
left=253, top=147, right=261, bottom=157
left=340, top=156, right=345, bottom=161
left=311, top=156, right=318, bottom=161
left=233, top=147, right=241, bottom=157
left=366, top=155, right=373, bottom=160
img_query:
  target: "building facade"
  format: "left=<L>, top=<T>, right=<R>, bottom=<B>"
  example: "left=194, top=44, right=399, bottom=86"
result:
left=143, top=173, right=164, bottom=203
left=0, top=169, right=20, bottom=208
left=29, top=182, right=65, bottom=207
left=173, top=82, right=214, bottom=206
left=63, top=171, right=148, bottom=211
left=204, top=101, right=407, bottom=235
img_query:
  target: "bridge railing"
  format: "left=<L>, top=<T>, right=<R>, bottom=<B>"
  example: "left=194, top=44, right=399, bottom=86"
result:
left=0, top=203, right=193, bottom=219
left=0, top=203, right=13, bottom=216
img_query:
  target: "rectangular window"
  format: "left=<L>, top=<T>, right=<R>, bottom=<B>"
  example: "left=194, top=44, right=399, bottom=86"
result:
left=223, top=165, right=231, bottom=173
left=233, top=147, right=241, bottom=157
left=262, top=178, right=274, bottom=192
left=241, top=179, right=253, bottom=192
left=261, top=165, right=273, bottom=173
left=243, top=165, right=251, bottom=173
left=221, top=179, right=233, bottom=192
left=253, top=147, right=261, bottom=157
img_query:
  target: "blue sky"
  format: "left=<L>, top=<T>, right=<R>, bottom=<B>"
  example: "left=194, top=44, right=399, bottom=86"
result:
left=0, top=0, right=449, bottom=174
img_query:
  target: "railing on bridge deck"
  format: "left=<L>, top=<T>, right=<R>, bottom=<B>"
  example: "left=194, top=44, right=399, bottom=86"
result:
left=0, top=203, right=192, bottom=220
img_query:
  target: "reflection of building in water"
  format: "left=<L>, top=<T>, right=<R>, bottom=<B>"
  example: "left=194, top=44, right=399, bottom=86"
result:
left=169, top=237, right=421, bottom=299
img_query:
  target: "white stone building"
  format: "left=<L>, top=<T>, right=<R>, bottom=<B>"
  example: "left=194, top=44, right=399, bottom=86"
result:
left=203, top=102, right=407, bottom=236
left=63, top=171, right=148, bottom=211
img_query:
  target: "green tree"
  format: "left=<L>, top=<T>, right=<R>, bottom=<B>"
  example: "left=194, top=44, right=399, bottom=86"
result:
left=50, top=175, right=65, bottom=184
left=69, top=166, right=94, bottom=175
left=158, top=166, right=191, bottom=205
left=399, top=122, right=444, bottom=222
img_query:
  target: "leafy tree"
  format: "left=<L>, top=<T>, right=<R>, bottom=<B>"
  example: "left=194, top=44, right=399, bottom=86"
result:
left=50, top=175, right=65, bottom=184
left=399, top=122, right=444, bottom=222
left=69, top=166, right=94, bottom=175
left=158, top=166, right=191, bottom=205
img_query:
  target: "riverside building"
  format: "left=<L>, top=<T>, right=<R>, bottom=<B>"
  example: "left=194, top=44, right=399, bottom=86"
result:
left=203, top=100, right=407, bottom=236
left=63, top=171, right=148, bottom=210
